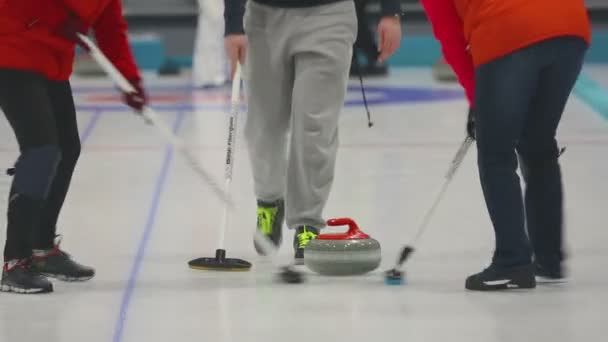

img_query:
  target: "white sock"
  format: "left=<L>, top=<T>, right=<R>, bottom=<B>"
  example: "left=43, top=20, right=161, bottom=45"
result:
left=32, top=249, right=51, bottom=257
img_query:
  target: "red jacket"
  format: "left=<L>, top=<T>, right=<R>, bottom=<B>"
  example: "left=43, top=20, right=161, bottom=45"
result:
left=421, top=0, right=591, bottom=106
left=0, top=0, right=140, bottom=81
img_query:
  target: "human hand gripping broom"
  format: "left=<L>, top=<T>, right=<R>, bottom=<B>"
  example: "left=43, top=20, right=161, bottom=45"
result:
left=75, top=33, right=235, bottom=209
left=385, top=110, right=475, bottom=285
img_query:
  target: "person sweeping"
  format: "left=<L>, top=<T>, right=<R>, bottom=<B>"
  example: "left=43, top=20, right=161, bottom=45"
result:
left=0, top=0, right=146, bottom=294
left=420, top=0, right=591, bottom=290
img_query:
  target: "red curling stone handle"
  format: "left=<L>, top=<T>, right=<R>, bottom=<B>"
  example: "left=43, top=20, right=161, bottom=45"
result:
left=318, top=218, right=370, bottom=240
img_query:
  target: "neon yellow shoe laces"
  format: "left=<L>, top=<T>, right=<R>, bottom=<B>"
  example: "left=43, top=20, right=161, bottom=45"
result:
left=297, top=226, right=318, bottom=248
left=257, top=206, right=278, bottom=235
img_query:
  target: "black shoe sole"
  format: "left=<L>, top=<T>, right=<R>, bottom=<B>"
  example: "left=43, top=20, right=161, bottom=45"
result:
left=466, top=265, right=537, bottom=291
left=535, top=263, right=566, bottom=284
left=535, top=276, right=568, bottom=284
left=0, top=282, right=53, bottom=294
left=41, top=272, right=94, bottom=282
left=465, top=279, right=536, bottom=291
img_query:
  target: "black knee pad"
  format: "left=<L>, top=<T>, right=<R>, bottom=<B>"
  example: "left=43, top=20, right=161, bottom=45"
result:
left=12, top=145, right=62, bottom=199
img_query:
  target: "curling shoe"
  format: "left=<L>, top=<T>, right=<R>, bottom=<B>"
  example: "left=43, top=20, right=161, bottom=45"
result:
left=254, top=199, right=284, bottom=255
left=535, top=263, right=568, bottom=284
left=1, top=259, right=53, bottom=294
left=31, top=237, right=95, bottom=282
left=293, top=225, right=319, bottom=265
left=465, top=264, right=536, bottom=291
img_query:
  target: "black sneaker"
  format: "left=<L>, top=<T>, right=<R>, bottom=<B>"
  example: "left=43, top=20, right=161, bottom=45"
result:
left=253, top=199, right=284, bottom=255
left=31, top=238, right=95, bottom=282
left=465, top=264, right=536, bottom=291
left=293, top=225, right=319, bottom=265
left=1, top=259, right=53, bottom=294
left=535, top=264, right=567, bottom=284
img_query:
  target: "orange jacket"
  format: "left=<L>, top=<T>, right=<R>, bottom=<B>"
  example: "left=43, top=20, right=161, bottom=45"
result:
left=0, top=0, right=140, bottom=81
left=456, top=0, right=591, bottom=66
left=421, top=0, right=591, bottom=105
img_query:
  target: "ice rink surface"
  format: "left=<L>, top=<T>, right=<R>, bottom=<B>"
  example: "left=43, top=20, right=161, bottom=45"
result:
left=0, top=68, right=607, bottom=342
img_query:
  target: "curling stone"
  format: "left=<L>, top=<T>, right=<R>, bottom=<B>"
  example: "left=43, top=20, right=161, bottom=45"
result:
left=304, top=218, right=381, bottom=276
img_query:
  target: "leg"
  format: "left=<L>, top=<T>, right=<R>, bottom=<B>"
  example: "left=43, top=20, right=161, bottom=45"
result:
left=26, top=81, right=95, bottom=281
left=286, top=1, right=357, bottom=230
left=0, top=69, right=59, bottom=294
left=474, top=47, right=541, bottom=269
left=193, top=0, right=228, bottom=87
left=34, top=81, right=81, bottom=250
left=244, top=2, right=293, bottom=203
left=244, top=2, right=294, bottom=252
left=517, top=37, right=587, bottom=277
left=0, top=69, right=61, bottom=262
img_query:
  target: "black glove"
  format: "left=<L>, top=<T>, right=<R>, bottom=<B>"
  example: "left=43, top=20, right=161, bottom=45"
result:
left=466, top=107, right=475, bottom=140
left=122, top=78, right=148, bottom=112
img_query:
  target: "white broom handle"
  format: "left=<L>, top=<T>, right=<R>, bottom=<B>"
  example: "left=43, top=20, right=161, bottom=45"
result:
left=412, top=137, right=473, bottom=244
left=225, top=64, right=241, bottom=181
left=445, top=136, right=474, bottom=180
left=77, top=34, right=136, bottom=94
left=77, top=33, right=237, bottom=210
left=77, top=33, right=185, bottom=148
left=218, top=63, right=242, bottom=249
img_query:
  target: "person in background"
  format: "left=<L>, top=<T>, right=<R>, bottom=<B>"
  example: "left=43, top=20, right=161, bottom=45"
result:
left=0, top=0, right=147, bottom=294
left=193, top=0, right=229, bottom=88
left=223, top=0, right=402, bottom=263
left=420, top=0, right=591, bottom=291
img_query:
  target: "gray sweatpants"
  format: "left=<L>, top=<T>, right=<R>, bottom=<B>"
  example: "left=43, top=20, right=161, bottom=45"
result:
left=243, top=0, right=357, bottom=229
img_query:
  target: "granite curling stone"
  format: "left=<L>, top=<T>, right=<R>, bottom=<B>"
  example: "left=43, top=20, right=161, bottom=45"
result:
left=304, top=218, right=381, bottom=276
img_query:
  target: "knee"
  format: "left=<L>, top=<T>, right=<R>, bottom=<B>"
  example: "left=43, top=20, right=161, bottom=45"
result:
left=476, top=122, right=516, bottom=161
left=244, top=115, right=289, bottom=143
left=518, top=147, right=560, bottom=177
left=13, top=145, right=62, bottom=199
left=476, top=140, right=519, bottom=172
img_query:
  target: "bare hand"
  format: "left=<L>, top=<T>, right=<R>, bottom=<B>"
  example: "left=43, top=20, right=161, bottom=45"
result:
left=224, top=34, right=248, bottom=79
left=377, top=16, right=402, bottom=63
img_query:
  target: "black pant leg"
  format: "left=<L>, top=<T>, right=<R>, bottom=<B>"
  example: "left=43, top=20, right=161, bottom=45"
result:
left=0, top=69, right=60, bottom=261
left=474, top=46, right=540, bottom=268
left=517, top=37, right=587, bottom=272
left=34, top=80, right=81, bottom=249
